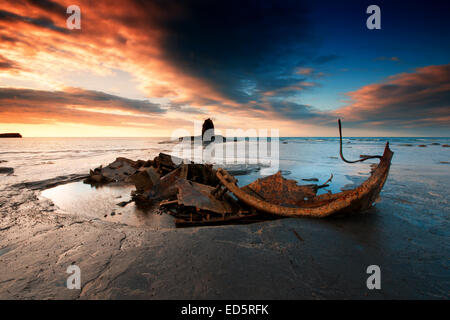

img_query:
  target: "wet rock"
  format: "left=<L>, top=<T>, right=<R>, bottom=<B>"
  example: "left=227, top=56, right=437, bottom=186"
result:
left=0, top=167, right=13, bottom=175
left=84, top=157, right=142, bottom=185
left=302, top=178, right=319, bottom=182
left=418, top=145, right=427, bottom=147
left=84, top=153, right=184, bottom=187
left=101, top=158, right=140, bottom=181
left=89, top=173, right=110, bottom=184
left=116, top=200, right=132, bottom=207
left=13, top=174, right=87, bottom=190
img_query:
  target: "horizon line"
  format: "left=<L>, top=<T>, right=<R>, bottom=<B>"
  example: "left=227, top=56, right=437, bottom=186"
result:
left=10, top=136, right=450, bottom=139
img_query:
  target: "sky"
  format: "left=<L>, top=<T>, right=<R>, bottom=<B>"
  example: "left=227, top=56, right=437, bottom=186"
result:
left=0, top=0, right=449, bottom=137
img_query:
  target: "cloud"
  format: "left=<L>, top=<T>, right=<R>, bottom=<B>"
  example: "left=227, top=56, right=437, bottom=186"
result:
left=0, top=87, right=168, bottom=126
left=132, top=0, right=316, bottom=104
left=374, top=56, right=401, bottom=62
left=296, top=67, right=314, bottom=75
left=335, top=64, right=450, bottom=130
left=0, top=55, right=20, bottom=70
left=0, top=0, right=327, bottom=126
left=0, top=34, right=19, bottom=43
left=25, top=0, right=67, bottom=17
left=269, top=101, right=330, bottom=120
left=0, top=9, right=68, bottom=33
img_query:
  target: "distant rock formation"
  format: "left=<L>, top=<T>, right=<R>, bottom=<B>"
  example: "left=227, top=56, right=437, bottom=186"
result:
left=0, top=133, right=22, bottom=138
left=174, top=118, right=225, bottom=144
left=202, top=118, right=214, bottom=143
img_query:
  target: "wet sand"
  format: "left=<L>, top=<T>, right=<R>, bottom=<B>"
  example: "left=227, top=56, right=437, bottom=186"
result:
left=0, top=171, right=448, bottom=299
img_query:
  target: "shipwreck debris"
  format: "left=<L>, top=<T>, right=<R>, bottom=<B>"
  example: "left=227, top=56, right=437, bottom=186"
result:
left=215, top=120, right=393, bottom=218
left=130, top=167, right=160, bottom=192
left=292, top=229, right=304, bottom=242
left=132, top=166, right=182, bottom=205
left=176, top=178, right=238, bottom=214
left=240, top=172, right=319, bottom=206
left=83, top=119, right=393, bottom=227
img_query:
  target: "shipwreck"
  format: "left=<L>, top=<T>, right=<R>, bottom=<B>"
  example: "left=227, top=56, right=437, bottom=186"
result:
left=84, top=119, right=393, bottom=227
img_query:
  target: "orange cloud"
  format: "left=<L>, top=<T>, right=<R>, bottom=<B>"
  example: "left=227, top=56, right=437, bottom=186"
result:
left=296, top=67, right=314, bottom=75
left=335, top=64, right=450, bottom=130
left=0, top=87, right=167, bottom=125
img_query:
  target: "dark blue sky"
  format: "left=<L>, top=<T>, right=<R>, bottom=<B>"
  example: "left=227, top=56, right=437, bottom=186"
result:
left=149, top=0, right=450, bottom=134
left=285, top=0, right=450, bottom=110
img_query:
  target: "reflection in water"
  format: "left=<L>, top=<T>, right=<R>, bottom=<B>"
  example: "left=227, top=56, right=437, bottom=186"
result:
left=41, top=182, right=174, bottom=229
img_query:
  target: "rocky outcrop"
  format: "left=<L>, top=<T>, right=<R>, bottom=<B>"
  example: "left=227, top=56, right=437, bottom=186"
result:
left=0, top=133, right=22, bottom=138
left=83, top=153, right=182, bottom=186
left=84, top=157, right=150, bottom=184
left=0, top=167, right=13, bottom=175
left=202, top=118, right=214, bottom=142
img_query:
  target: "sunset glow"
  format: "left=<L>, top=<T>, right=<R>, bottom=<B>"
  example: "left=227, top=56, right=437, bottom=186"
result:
left=0, top=0, right=449, bottom=136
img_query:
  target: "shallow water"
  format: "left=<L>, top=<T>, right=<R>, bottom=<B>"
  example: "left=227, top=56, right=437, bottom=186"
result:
left=41, top=181, right=174, bottom=228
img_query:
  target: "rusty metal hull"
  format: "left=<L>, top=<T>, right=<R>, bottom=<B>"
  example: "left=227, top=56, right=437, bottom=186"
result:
left=216, top=142, right=394, bottom=218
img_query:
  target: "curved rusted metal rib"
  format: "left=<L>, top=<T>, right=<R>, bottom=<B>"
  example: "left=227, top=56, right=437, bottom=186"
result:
left=216, top=142, right=393, bottom=218
left=317, top=173, right=333, bottom=189
left=338, top=119, right=382, bottom=163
